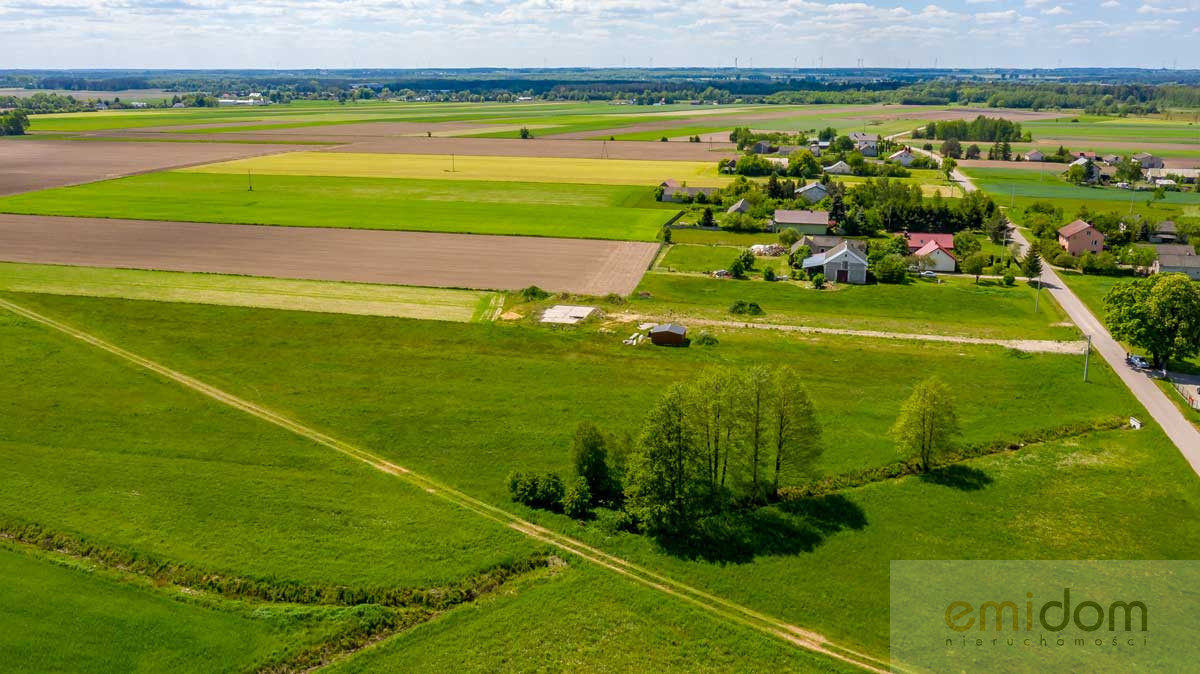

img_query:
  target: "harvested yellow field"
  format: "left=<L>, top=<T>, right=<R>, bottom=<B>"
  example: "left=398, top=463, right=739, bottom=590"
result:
left=179, top=151, right=731, bottom=187
left=0, top=262, right=500, bottom=322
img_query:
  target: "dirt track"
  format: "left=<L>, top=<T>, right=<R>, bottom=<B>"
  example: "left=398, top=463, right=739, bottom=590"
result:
left=0, top=214, right=658, bottom=295
left=0, top=139, right=313, bottom=196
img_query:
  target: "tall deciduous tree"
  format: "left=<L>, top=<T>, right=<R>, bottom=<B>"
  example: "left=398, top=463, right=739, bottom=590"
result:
left=769, top=367, right=820, bottom=495
left=626, top=384, right=705, bottom=534
left=1104, top=273, right=1200, bottom=368
left=572, top=422, right=615, bottom=505
left=961, top=251, right=990, bottom=284
left=891, top=377, right=960, bottom=472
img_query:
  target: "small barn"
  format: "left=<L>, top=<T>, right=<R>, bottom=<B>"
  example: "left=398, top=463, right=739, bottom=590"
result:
left=649, top=324, right=688, bottom=346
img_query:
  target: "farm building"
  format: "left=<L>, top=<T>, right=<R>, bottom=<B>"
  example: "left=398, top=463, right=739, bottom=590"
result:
left=649, top=324, right=688, bottom=346
left=661, top=185, right=715, bottom=202
left=802, top=242, right=868, bottom=284
left=772, top=209, right=830, bottom=234
left=1148, top=168, right=1200, bottom=184
left=727, top=198, right=750, bottom=214
left=1150, top=221, right=1185, bottom=245
left=1102, top=154, right=1122, bottom=165
left=791, top=235, right=859, bottom=256
left=888, top=149, right=915, bottom=167
left=1058, top=220, right=1105, bottom=256
left=1132, top=152, right=1164, bottom=169
left=1152, top=253, right=1200, bottom=281
left=913, top=241, right=957, bottom=273
left=1065, top=157, right=1102, bottom=183
left=1025, top=149, right=1045, bottom=161
left=905, top=232, right=954, bottom=253
left=750, top=141, right=773, bottom=154
left=825, top=161, right=852, bottom=175
left=794, top=182, right=829, bottom=204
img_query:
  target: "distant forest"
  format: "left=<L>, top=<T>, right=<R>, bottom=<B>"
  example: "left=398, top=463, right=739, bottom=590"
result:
left=3, top=68, right=1200, bottom=114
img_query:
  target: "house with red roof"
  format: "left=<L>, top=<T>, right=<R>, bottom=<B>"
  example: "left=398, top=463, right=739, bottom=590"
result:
left=913, top=240, right=957, bottom=273
left=1058, top=219, right=1104, bottom=256
left=905, top=232, right=955, bottom=254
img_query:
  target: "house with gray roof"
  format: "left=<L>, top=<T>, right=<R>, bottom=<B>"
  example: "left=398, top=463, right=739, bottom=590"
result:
left=825, top=160, right=852, bottom=175
left=660, top=185, right=715, bottom=202
left=849, top=132, right=879, bottom=156
left=802, top=242, right=868, bottom=284
left=1152, top=253, right=1200, bottom=281
left=1132, top=152, right=1165, bottom=169
left=790, top=235, right=864, bottom=257
left=772, top=209, right=830, bottom=234
left=727, top=198, right=750, bottom=214
left=794, top=182, right=830, bottom=204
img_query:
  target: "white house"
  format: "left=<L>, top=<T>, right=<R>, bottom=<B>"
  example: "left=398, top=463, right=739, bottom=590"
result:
left=825, top=161, right=852, bottom=175
left=913, top=240, right=957, bottom=273
left=888, top=149, right=915, bottom=167
left=1025, top=149, right=1045, bottom=162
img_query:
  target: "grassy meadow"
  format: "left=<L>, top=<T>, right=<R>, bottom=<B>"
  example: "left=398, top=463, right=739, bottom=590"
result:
left=0, top=303, right=541, bottom=589
left=178, top=151, right=732, bottom=187
left=632, top=271, right=1078, bottom=340
left=1021, top=115, right=1200, bottom=144
left=0, top=545, right=325, bottom=673
left=0, top=262, right=499, bottom=322
left=326, top=563, right=856, bottom=673
left=2, top=292, right=1129, bottom=495
left=0, top=172, right=674, bottom=241
left=2, top=290, right=1197, bottom=668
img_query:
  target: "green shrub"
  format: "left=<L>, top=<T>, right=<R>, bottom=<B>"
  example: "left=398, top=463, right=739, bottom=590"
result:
left=693, top=331, right=719, bottom=346
left=519, top=286, right=550, bottom=302
left=811, top=273, right=826, bottom=289
left=508, top=472, right=564, bottom=511
left=763, top=267, right=776, bottom=282
left=593, top=508, right=638, bottom=535
left=562, top=476, right=592, bottom=519
left=873, top=253, right=908, bottom=283
left=1002, top=272, right=1016, bottom=286
left=729, top=300, right=765, bottom=315
left=1053, top=252, right=1078, bottom=269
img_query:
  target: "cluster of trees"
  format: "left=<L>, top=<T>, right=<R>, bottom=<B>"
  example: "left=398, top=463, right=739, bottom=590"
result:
left=0, top=110, right=29, bottom=136
left=912, top=116, right=1028, bottom=143
left=0, top=92, right=90, bottom=113
left=508, top=422, right=626, bottom=519
left=1106, top=274, right=1200, bottom=368
left=625, top=367, right=821, bottom=535
left=845, top=178, right=998, bottom=233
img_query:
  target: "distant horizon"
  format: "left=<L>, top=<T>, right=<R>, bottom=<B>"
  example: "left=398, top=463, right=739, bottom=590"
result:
left=3, top=0, right=1197, bottom=71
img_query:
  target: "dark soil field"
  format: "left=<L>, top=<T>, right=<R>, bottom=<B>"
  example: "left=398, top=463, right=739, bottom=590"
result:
left=0, top=214, right=659, bottom=295
left=0, top=139, right=312, bottom=196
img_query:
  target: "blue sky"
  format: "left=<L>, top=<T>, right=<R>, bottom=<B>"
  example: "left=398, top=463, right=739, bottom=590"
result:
left=2, top=1, right=1197, bottom=70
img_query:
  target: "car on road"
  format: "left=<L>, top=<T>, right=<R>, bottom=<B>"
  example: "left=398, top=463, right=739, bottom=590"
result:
left=919, top=271, right=938, bottom=279
left=1127, top=355, right=1151, bottom=369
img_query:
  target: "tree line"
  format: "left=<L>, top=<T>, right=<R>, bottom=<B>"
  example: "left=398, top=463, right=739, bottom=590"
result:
left=911, top=116, right=1028, bottom=143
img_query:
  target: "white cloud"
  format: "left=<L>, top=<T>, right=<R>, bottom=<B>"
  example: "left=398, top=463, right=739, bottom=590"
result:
left=1024, top=0, right=1049, bottom=6
left=1043, top=5, right=1071, bottom=14
left=1137, top=2, right=1188, bottom=13
left=1100, top=0, right=1119, bottom=6
left=965, top=0, right=998, bottom=4
left=975, top=9, right=1017, bottom=21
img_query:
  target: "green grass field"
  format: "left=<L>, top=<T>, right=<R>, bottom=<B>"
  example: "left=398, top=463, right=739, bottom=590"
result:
left=632, top=271, right=1077, bottom=340
left=326, top=563, right=854, bottom=673
left=0, top=263, right=499, bottom=322
left=3, top=292, right=1127, bottom=492
left=0, top=172, right=673, bottom=241
left=2, top=290, right=1196, bottom=668
left=658, top=244, right=746, bottom=272
left=0, top=303, right=541, bottom=589
left=0, top=545, right=331, bottom=673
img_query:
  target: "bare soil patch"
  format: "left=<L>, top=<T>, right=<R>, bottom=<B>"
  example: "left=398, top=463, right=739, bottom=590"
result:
left=0, top=139, right=312, bottom=196
left=0, top=214, right=658, bottom=295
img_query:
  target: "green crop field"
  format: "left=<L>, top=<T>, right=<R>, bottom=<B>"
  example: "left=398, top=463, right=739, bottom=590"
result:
left=963, top=166, right=1200, bottom=221
left=0, top=263, right=499, bottom=322
left=1021, top=115, right=1200, bottom=144
left=0, top=172, right=674, bottom=241
left=658, top=244, right=746, bottom=272
left=631, top=271, right=1077, bottom=340
left=179, top=151, right=733, bottom=187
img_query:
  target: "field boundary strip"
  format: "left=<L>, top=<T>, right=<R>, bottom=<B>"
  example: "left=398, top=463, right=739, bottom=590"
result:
left=0, top=295, right=889, bottom=674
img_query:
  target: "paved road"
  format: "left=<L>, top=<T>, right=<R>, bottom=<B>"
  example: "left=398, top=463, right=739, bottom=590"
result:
left=928, top=150, right=1200, bottom=475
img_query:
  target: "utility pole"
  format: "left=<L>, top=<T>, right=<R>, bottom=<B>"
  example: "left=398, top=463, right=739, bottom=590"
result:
left=247, top=170, right=253, bottom=192
left=1035, top=278, right=1041, bottom=312
left=1084, top=334, right=1093, bottom=381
